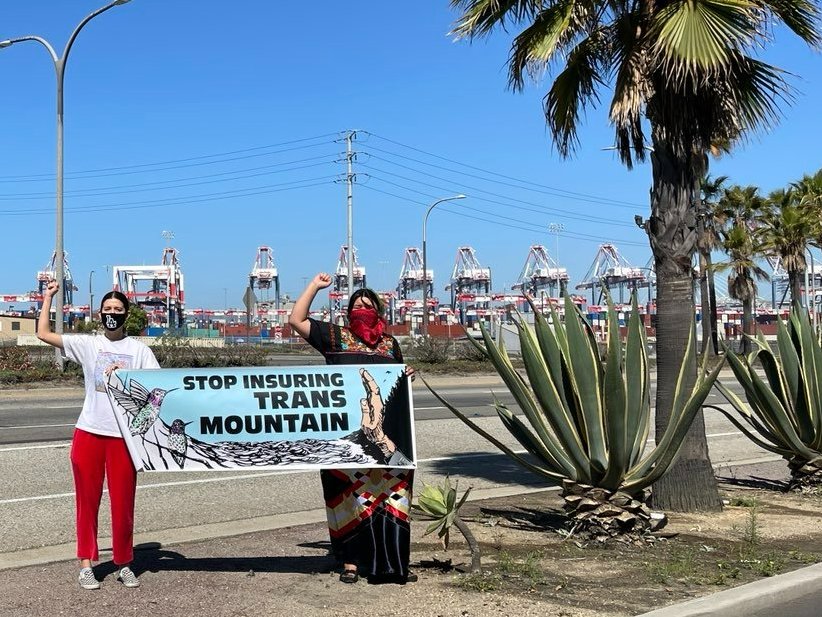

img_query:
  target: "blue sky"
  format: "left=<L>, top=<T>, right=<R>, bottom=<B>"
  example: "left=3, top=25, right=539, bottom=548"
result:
left=1, top=1, right=820, bottom=311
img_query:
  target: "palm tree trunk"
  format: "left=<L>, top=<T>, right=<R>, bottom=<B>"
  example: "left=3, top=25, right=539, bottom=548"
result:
left=707, top=254, right=719, bottom=354
left=742, top=298, right=754, bottom=355
left=789, top=270, right=803, bottom=308
left=695, top=172, right=714, bottom=355
left=698, top=249, right=712, bottom=353
left=646, top=141, right=722, bottom=512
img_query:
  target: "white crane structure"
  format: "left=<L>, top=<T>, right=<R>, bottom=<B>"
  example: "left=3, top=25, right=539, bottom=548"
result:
left=395, top=247, right=431, bottom=323
left=113, top=247, right=185, bottom=329
left=765, top=254, right=822, bottom=310
left=37, top=250, right=77, bottom=311
left=330, top=245, right=366, bottom=316
left=249, top=246, right=281, bottom=322
left=576, top=243, right=647, bottom=305
left=446, top=246, right=492, bottom=325
left=512, top=245, right=569, bottom=309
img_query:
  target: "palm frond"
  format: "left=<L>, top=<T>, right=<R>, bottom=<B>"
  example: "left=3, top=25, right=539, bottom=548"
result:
left=544, top=31, right=608, bottom=157
left=758, top=0, right=822, bottom=47
left=449, top=0, right=544, bottom=39
left=508, top=1, right=585, bottom=90
left=652, top=0, right=758, bottom=81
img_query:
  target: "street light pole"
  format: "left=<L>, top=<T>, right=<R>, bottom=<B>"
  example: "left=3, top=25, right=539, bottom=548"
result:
left=422, top=194, right=466, bottom=337
left=89, top=270, right=94, bottom=322
left=548, top=222, right=565, bottom=262
left=1, top=0, right=132, bottom=366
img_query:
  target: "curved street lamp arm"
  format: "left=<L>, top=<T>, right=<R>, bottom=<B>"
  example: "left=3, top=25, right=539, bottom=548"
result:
left=62, top=0, right=128, bottom=69
left=0, top=36, right=59, bottom=63
left=424, top=194, right=467, bottom=228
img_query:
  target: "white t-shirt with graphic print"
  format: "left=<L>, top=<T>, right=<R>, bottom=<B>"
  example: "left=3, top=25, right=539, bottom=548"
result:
left=63, top=335, right=160, bottom=437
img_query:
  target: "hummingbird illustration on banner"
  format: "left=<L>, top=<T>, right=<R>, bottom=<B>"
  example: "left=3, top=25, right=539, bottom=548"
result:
left=167, top=419, right=192, bottom=468
left=109, top=379, right=178, bottom=437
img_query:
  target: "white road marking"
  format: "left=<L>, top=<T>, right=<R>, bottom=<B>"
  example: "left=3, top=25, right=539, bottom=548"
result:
left=0, top=423, right=74, bottom=431
left=0, top=451, right=515, bottom=505
left=0, top=442, right=70, bottom=452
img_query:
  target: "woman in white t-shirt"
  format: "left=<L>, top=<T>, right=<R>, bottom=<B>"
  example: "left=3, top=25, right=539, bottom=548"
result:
left=37, top=280, right=159, bottom=591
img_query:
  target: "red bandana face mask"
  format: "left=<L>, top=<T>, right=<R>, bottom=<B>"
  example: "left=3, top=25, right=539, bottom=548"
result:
left=348, top=307, right=385, bottom=346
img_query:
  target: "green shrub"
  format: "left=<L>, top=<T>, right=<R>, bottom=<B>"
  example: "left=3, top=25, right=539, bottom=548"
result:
left=152, top=334, right=268, bottom=368
left=409, top=336, right=451, bottom=364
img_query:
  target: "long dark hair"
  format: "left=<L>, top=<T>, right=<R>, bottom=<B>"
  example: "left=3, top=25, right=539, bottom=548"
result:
left=100, top=290, right=130, bottom=314
left=347, top=288, right=383, bottom=317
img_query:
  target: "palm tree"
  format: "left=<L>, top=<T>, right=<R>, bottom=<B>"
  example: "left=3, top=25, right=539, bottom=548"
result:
left=759, top=188, right=812, bottom=307
left=715, top=185, right=768, bottom=353
left=698, top=174, right=728, bottom=353
left=793, top=168, right=822, bottom=250
left=792, top=169, right=822, bottom=212
left=716, top=225, right=770, bottom=354
left=449, top=0, right=821, bottom=512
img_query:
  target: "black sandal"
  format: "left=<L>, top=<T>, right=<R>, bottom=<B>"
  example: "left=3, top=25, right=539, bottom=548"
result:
left=339, top=569, right=359, bottom=584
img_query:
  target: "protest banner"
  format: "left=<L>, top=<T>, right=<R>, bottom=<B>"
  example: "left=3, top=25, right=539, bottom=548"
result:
left=105, top=364, right=415, bottom=472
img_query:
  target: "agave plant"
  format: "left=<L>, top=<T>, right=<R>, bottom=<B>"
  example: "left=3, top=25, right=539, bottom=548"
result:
left=424, top=294, right=723, bottom=540
left=412, top=476, right=481, bottom=573
left=712, top=306, right=822, bottom=491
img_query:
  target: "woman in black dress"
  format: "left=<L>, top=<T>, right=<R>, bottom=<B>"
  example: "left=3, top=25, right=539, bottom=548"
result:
left=289, top=272, right=416, bottom=584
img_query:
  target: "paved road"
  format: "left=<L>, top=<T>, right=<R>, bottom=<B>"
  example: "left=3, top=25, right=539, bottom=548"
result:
left=0, top=371, right=740, bottom=445
left=0, top=372, right=775, bottom=561
left=0, top=383, right=523, bottom=445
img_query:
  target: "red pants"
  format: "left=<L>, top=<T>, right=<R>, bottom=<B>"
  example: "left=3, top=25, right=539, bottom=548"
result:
left=70, top=429, right=137, bottom=565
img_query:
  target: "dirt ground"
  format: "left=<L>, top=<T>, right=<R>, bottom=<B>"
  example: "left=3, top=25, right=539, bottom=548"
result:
left=2, top=466, right=822, bottom=617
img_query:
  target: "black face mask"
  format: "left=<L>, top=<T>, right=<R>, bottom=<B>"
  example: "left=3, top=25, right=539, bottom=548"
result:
left=101, top=312, right=127, bottom=332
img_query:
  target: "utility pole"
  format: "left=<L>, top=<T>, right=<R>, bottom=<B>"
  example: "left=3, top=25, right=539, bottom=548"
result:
left=345, top=130, right=357, bottom=300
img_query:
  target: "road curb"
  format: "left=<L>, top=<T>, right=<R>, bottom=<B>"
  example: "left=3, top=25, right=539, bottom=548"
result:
left=0, top=484, right=556, bottom=571
left=635, top=562, right=822, bottom=617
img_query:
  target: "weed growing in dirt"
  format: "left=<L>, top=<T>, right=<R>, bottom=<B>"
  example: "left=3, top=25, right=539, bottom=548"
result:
left=728, top=496, right=759, bottom=508
left=496, top=551, right=545, bottom=587
left=645, top=546, right=701, bottom=585
left=454, top=571, right=501, bottom=592
left=453, top=550, right=546, bottom=592
left=788, top=550, right=819, bottom=564
left=712, top=561, right=741, bottom=585
left=735, top=505, right=785, bottom=577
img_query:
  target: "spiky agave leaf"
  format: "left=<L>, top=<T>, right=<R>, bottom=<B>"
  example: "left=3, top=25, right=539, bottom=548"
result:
left=715, top=304, right=822, bottom=473
left=430, top=290, right=722, bottom=504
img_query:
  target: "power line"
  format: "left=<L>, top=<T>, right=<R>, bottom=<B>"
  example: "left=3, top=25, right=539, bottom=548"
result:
left=364, top=146, right=642, bottom=211
left=363, top=131, right=647, bottom=209
left=0, top=177, right=337, bottom=216
left=0, top=134, right=339, bottom=183
left=359, top=184, right=648, bottom=247
left=0, top=157, right=339, bottom=201
left=362, top=167, right=637, bottom=229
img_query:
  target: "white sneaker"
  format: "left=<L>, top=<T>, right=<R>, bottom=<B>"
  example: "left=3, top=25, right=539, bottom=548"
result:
left=117, top=566, right=140, bottom=588
left=78, top=567, right=100, bottom=590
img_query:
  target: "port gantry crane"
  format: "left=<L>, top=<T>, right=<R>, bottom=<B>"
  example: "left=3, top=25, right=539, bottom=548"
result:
left=446, top=246, right=492, bottom=325
left=249, top=246, right=281, bottom=324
